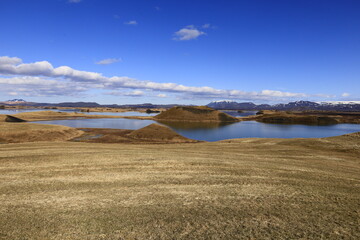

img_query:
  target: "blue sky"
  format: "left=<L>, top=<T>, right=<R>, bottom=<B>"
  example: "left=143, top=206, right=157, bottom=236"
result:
left=0, top=0, right=359, bottom=104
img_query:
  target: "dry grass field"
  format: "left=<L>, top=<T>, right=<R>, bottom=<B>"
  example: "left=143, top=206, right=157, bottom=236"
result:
left=0, top=122, right=83, bottom=143
left=0, top=133, right=359, bottom=239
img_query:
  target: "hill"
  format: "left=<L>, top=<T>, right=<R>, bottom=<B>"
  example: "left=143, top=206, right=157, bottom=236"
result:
left=0, top=122, right=83, bottom=143
left=154, top=106, right=239, bottom=122
left=127, top=123, right=197, bottom=143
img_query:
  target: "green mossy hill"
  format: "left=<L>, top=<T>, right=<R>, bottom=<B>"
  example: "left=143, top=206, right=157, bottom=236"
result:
left=154, top=106, right=239, bottom=122
left=127, top=123, right=197, bottom=143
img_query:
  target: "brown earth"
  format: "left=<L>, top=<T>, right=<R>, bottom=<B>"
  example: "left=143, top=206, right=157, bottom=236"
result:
left=154, top=106, right=239, bottom=122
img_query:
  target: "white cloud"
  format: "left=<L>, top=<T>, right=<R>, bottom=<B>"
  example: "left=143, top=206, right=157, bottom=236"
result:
left=0, top=76, right=88, bottom=97
left=125, top=90, right=144, bottom=96
left=106, top=90, right=144, bottom=97
left=173, top=26, right=205, bottom=41
left=96, top=58, right=121, bottom=65
left=157, top=94, right=167, bottom=98
left=68, top=0, right=82, bottom=3
left=0, top=59, right=54, bottom=76
left=0, top=56, right=22, bottom=65
left=260, top=90, right=307, bottom=98
left=0, top=56, right=328, bottom=101
left=124, top=20, right=137, bottom=25
left=342, top=92, right=350, bottom=97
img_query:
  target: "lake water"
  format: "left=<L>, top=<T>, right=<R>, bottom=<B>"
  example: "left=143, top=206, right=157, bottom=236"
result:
left=33, top=118, right=360, bottom=142
left=161, top=121, right=360, bottom=141
left=36, top=118, right=158, bottom=130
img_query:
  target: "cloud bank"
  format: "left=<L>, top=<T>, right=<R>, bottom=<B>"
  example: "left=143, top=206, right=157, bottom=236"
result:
left=0, top=56, right=326, bottom=100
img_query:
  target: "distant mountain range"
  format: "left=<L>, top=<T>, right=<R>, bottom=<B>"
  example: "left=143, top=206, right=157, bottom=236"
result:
left=0, top=99, right=183, bottom=109
left=207, top=100, right=360, bottom=111
left=1, top=99, right=360, bottom=111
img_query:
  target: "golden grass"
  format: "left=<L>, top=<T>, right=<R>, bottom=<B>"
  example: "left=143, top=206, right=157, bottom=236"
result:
left=0, top=133, right=359, bottom=239
left=0, top=122, right=83, bottom=143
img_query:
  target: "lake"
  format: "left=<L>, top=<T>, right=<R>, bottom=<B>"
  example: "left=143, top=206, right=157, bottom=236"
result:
left=34, top=118, right=360, bottom=142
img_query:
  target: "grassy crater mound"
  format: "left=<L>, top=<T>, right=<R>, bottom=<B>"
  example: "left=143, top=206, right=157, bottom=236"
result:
left=127, top=123, right=197, bottom=143
left=154, top=106, right=239, bottom=122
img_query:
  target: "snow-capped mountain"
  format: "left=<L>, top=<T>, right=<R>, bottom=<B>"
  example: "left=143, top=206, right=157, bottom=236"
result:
left=6, top=99, right=26, bottom=102
left=2, top=99, right=27, bottom=104
left=207, top=100, right=360, bottom=111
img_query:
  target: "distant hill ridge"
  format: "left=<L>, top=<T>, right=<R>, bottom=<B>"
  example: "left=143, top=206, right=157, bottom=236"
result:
left=0, top=99, right=183, bottom=108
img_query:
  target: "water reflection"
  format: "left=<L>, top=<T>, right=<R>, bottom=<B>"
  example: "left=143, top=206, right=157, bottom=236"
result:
left=158, top=120, right=360, bottom=142
left=34, top=118, right=157, bottom=130
left=157, top=120, right=235, bottom=129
